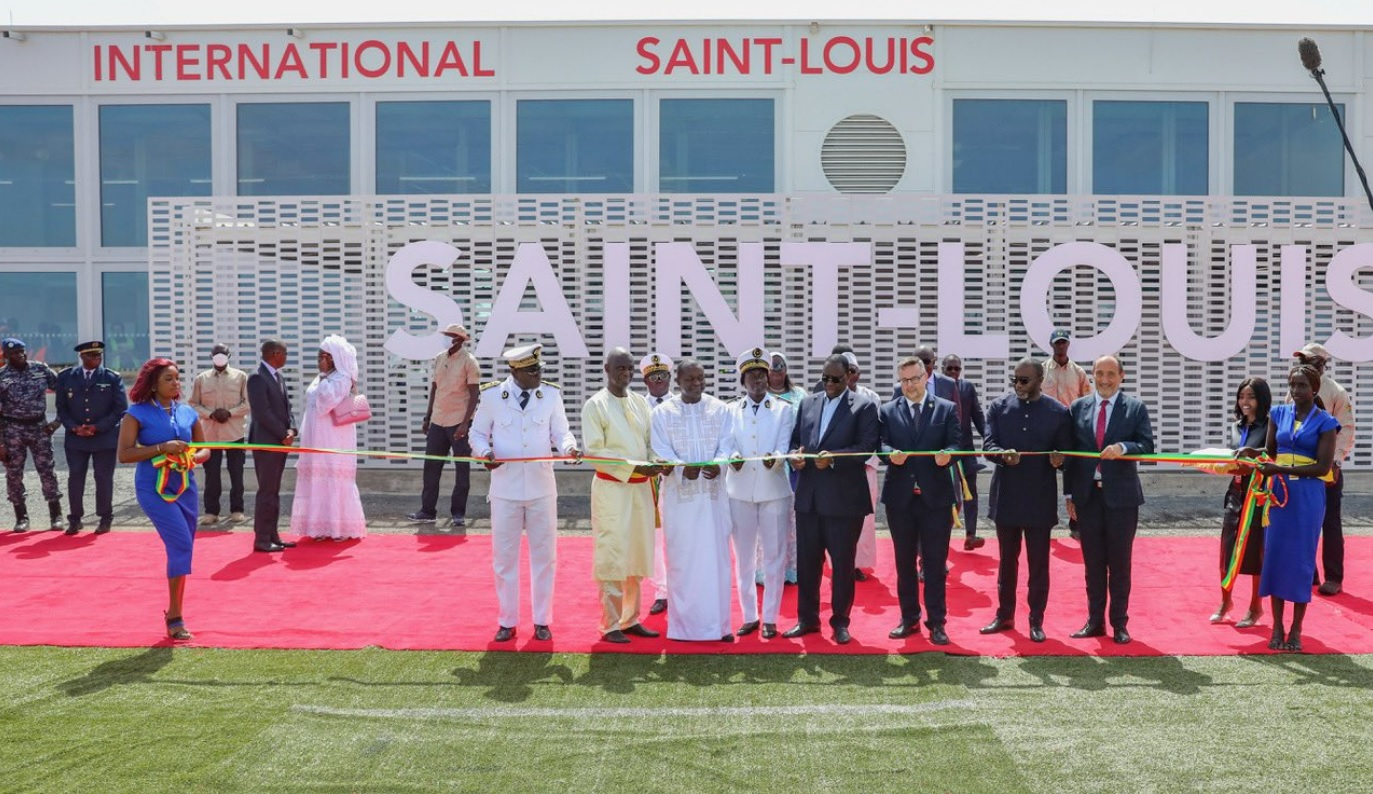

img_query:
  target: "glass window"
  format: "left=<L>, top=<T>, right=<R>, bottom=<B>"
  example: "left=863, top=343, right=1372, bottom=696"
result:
left=237, top=103, right=350, bottom=196
left=100, top=104, right=212, bottom=247
left=660, top=99, right=774, bottom=192
left=952, top=99, right=1067, bottom=194
left=376, top=101, right=491, bottom=194
left=1234, top=102, right=1345, bottom=196
left=101, top=272, right=149, bottom=372
left=517, top=99, right=633, bottom=193
left=0, top=106, right=75, bottom=247
left=1093, top=101, right=1208, bottom=195
left=0, top=272, right=77, bottom=363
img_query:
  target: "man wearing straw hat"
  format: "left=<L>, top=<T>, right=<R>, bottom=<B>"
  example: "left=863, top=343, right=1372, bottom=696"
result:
left=409, top=323, right=482, bottom=529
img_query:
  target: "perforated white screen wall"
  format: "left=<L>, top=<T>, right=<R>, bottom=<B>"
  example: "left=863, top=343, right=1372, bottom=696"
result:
left=150, top=195, right=1373, bottom=467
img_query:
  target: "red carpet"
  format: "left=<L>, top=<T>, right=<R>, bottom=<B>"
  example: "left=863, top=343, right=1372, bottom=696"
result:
left=3, top=530, right=1371, bottom=656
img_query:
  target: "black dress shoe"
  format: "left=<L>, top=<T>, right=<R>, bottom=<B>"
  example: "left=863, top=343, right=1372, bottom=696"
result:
left=720, top=634, right=736, bottom=643
left=854, top=568, right=869, bottom=582
left=649, top=599, right=668, bottom=615
left=623, top=623, right=659, bottom=638
left=782, top=623, right=820, bottom=638
left=602, top=630, right=630, bottom=644
left=253, top=542, right=286, bottom=553
left=1070, top=622, right=1106, bottom=639
left=929, top=625, right=950, bottom=646
left=761, top=623, right=778, bottom=639
left=889, top=622, right=920, bottom=639
left=275, top=540, right=297, bottom=548
left=833, top=626, right=852, bottom=644
left=94, top=519, right=112, bottom=535
left=533, top=625, right=552, bottom=641
left=493, top=626, right=516, bottom=642
left=64, top=521, right=81, bottom=536
left=1029, top=624, right=1046, bottom=643
left=979, top=617, right=1013, bottom=635
left=1113, top=628, right=1132, bottom=645
left=736, top=621, right=760, bottom=637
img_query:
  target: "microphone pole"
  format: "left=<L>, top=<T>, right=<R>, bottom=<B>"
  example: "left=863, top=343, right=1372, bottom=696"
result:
left=1298, top=38, right=1373, bottom=214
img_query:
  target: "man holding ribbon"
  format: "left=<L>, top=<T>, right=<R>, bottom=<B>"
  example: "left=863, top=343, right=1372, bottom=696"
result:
left=1064, top=355, right=1154, bottom=645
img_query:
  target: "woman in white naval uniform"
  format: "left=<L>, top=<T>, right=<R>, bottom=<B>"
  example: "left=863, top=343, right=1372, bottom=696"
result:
left=469, top=344, right=580, bottom=643
left=725, top=348, right=797, bottom=639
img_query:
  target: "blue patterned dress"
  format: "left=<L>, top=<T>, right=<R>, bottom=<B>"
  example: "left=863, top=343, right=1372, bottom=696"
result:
left=128, top=401, right=200, bottom=578
left=1259, top=404, right=1339, bottom=603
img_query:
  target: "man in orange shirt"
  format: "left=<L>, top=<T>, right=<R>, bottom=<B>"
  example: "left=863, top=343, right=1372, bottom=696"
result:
left=408, top=324, right=481, bottom=529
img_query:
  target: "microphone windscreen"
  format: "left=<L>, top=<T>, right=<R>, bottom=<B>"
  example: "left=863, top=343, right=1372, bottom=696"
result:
left=1298, top=38, right=1323, bottom=71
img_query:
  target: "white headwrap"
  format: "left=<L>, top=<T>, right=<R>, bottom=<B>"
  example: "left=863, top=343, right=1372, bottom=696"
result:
left=320, top=335, right=359, bottom=385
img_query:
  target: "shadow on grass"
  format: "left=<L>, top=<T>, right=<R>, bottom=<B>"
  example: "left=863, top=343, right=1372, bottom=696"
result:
left=450, top=652, right=575, bottom=703
left=1240, top=652, right=1373, bottom=687
left=57, top=646, right=174, bottom=697
left=1016, top=652, right=1215, bottom=695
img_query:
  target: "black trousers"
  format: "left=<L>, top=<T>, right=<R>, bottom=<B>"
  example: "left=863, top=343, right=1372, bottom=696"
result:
left=994, top=523, right=1052, bottom=625
left=251, top=449, right=287, bottom=546
left=203, top=440, right=246, bottom=516
left=1317, top=468, right=1345, bottom=584
left=66, top=447, right=116, bottom=521
left=420, top=423, right=472, bottom=520
left=887, top=503, right=953, bottom=628
left=795, top=511, right=862, bottom=629
left=1076, top=488, right=1138, bottom=630
left=960, top=460, right=980, bottom=535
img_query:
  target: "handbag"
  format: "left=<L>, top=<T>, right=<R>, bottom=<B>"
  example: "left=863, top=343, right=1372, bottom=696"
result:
left=332, top=390, right=372, bottom=426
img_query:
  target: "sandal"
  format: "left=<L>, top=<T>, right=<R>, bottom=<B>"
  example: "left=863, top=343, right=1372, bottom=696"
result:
left=164, top=611, right=194, bottom=641
left=1268, top=627, right=1285, bottom=650
left=1235, top=609, right=1263, bottom=629
left=1209, top=602, right=1231, bottom=624
left=1283, top=632, right=1303, bottom=653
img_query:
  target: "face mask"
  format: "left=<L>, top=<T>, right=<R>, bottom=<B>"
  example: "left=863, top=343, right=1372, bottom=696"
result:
left=212, top=353, right=229, bottom=367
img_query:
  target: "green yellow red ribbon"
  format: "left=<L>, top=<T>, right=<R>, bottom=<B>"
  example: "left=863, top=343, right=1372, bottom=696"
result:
left=151, top=449, right=199, bottom=503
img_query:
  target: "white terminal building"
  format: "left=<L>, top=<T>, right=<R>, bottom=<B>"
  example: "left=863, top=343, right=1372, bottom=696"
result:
left=0, top=19, right=1371, bottom=464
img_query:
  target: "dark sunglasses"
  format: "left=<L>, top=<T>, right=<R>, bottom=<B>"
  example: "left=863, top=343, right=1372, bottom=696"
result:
left=820, top=375, right=846, bottom=384
left=1010, top=376, right=1034, bottom=385
left=944, top=365, right=962, bottom=372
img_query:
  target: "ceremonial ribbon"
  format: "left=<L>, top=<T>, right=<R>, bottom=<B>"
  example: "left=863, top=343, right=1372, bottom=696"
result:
left=151, top=449, right=199, bottom=503
left=1221, top=466, right=1270, bottom=592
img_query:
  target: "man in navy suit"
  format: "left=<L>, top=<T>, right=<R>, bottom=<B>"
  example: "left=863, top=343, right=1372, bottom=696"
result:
left=879, top=356, right=961, bottom=645
left=246, top=339, right=297, bottom=553
left=785, top=353, right=879, bottom=644
left=1063, top=355, right=1153, bottom=645
left=940, top=355, right=988, bottom=550
left=55, top=341, right=127, bottom=535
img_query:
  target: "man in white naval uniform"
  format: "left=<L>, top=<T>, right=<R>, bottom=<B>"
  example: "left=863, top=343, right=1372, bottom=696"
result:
left=640, top=351, right=676, bottom=616
left=470, top=344, right=580, bottom=643
left=724, top=347, right=797, bottom=640
left=651, top=358, right=735, bottom=642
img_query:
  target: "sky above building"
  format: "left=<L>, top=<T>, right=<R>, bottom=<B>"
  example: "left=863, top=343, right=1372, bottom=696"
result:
left=2, top=0, right=1372, bottom=27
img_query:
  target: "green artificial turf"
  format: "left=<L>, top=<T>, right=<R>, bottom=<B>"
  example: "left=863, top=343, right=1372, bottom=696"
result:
left=2, top=647, right=1371, bottom=793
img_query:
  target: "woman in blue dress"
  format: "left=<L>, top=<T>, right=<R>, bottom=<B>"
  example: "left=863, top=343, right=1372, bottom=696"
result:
left=117, top=358, right=209, bottom=641
left=1242, top=364, right=1338, bottom=653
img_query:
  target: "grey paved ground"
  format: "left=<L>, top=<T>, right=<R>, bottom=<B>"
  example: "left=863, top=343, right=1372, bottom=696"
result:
left=7, top=455, right=1373, bottom=537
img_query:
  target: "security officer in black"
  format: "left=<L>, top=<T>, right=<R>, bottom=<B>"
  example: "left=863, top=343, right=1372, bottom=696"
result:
left=56, top=341, right=127, bottom=535
left=0, top=338, right=63, bottom=532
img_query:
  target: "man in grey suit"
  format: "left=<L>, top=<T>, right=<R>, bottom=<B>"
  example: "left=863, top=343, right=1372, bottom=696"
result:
left=1063, top=355, right=1153, bottom=645
left=246, top=340, right=297, bottom=553
left=785, top=353, right=879, bottom=644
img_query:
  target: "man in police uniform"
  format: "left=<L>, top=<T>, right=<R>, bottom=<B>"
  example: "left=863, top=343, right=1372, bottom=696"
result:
left=640, top=351, right=675, bottom=615
left=470, top=344, right=581, bottom=642
left=55, top=341, right=127, bottom=535
left=0, top=338, right=64, bottom=532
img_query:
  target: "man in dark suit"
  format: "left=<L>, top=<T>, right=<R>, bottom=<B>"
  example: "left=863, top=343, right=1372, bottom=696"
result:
left=246, top=339, right=297, bottom=553
left=979, top=359, right=1072, bottom=642
left=55, top=341, right=127, bottom=535
left=1063, top=355, right=1153, bottom=644
left=940, top=354, right=987, bottom=550
left=785, top=353, right=879, bottom=644
left=878, top=356, right=961, bottom=645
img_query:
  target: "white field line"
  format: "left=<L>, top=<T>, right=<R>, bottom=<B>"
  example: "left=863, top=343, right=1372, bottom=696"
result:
left=291, top=701, right=976, bottom=721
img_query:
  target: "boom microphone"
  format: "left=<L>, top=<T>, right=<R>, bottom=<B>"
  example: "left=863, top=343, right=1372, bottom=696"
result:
left=1296, top=37, right=1373, bottom=213
left=1298, top=37, right=1322, bottom=73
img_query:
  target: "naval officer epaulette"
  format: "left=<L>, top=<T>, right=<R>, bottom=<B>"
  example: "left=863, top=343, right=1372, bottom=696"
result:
left=480, top=381, right=502, bottom=391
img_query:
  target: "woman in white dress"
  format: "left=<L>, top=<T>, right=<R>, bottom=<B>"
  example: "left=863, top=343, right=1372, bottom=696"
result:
left=290, top=335, right=367, bottom=540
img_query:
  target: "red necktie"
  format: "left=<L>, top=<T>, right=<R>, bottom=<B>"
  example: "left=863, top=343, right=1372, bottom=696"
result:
left=1095, top=399, right=1109, bottom=449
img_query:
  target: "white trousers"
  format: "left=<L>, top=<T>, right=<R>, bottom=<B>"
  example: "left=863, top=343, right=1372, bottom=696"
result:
left=652, top=522, right=668, bottom=598
left=856, top=465, right=878, bottom=568
left=731, top=497, right=790, bottom=624
left=491, top=495, right=557, bottom=628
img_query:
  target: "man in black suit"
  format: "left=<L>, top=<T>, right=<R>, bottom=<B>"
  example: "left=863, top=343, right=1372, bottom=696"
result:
left=878, top=356, right=961, bottom=645
left=246, top=339, right=297, bottom=553
left=55, top=341, right=127, bottom=535
left=785, top=353, right=879, bottom=644
left=1063, top=355, right=1153, bottom=644
left=941, top=354, right=987, bottom=551
left=979, top=359, right=1072, bottom=643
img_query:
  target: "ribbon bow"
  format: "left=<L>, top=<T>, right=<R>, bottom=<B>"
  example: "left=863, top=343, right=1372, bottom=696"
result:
left=151, top=449, right=198, bottom=503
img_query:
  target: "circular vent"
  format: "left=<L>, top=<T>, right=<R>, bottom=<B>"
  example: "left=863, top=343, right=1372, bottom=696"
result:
left=820, top=114, right=907, bottom=194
